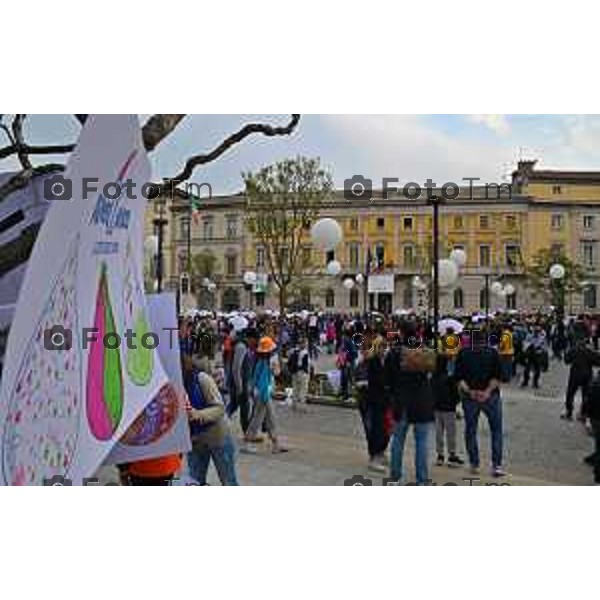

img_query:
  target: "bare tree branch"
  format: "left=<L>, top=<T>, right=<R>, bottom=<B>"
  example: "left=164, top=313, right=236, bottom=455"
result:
left=142, top=114, right=187, bottom=151
left=11, top=115, right=32, bottom=171
left=73, top=114, right=187, bottom=152
left=164, top=114, right=301, bottom=185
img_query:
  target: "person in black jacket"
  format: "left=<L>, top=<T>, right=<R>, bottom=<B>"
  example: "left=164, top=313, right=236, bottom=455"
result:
left=562, top=337, right=600, bottom=421
left=433, top=354, right=464, bottom=467
left=363, top=336, right=389, bottom=473
left=387, top=324, right=435, bottom=485
left=585, top=374, right=600, bottom=484
left=455, top=330, right=505, bottom=478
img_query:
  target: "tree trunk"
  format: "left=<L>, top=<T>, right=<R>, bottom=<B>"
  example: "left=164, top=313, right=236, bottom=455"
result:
left=278, top=285, right=288, bottom=313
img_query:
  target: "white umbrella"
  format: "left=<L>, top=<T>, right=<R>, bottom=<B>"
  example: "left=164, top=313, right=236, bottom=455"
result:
left=438, top=318, right=464, bottom=334
left=229, top=315, right=249, bottom=331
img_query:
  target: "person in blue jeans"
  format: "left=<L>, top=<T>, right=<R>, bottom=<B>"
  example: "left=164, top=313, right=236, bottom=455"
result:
left=182, top=354, right=239, bottom=486
left=386, top=326, right=436, bottom=485
left=455, top=331, right=505, bottom=478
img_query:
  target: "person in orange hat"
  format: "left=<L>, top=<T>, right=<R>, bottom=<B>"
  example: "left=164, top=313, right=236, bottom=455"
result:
left=243, top=336, right=287, bottom=453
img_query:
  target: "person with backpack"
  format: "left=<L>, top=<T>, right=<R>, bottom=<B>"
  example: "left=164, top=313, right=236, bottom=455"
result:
left=387, top=323, right=436, bottom=485
left=288, top=336, right=311, bottom=412
left=183, top=354, right=239, bottom=486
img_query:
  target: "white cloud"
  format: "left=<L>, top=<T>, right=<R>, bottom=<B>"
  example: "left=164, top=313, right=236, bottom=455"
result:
left=468, top=114, right=510, bottom=135
left=321, top=115, right=514, bottom=186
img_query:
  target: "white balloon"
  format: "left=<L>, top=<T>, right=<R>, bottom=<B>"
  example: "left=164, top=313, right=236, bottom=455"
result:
left=355, top=273, right=364, bottom=284
left=243, top=271, right=257, bottom=285
left=343, top=278, right=355, bottom=290
left=490, top=281, right=504, bottom=296
left=144, top=235, right=159, bottom=255
left=326, top=260, right=342, bottom=276
left=310, top=218, right=343, bottom=251
left=450, top=248, right=467, bottom=267
left=504, top=283, right=515, bottom=296
left=438, top=259, right=459, bottom=288
left=549, top=263, right=566, bottom=280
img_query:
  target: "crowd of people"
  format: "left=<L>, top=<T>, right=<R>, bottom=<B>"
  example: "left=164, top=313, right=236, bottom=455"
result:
left=114, top=307, right=600, bottom=485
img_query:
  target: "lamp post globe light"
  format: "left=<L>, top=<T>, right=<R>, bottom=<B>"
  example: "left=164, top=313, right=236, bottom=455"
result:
left=326, top=260, right=342, bottom=276
left=449, top=248, right=467, bottom=268
left=549, top=263, right=566, bottom=318
left=310, top=218, right=343, bottom=251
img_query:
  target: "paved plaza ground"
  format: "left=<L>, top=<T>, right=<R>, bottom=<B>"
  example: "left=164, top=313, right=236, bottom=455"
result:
left=98, top=354, right=595, bottom=486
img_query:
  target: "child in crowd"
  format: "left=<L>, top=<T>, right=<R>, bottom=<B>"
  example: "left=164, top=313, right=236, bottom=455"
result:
left=432, top=354, right=464, bottom=467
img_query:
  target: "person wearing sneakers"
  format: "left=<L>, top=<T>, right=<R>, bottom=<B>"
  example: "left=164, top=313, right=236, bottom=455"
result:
left=432, top=353, right=464, bottom=468
left=244, top=336, right=287, bottom=454
left=455, top=329, right=505, bottom=478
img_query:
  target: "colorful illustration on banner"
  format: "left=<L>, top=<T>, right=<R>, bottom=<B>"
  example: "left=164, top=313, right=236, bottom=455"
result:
left=123, top=239, right=153, bottom=386
left=2, top=237, right=81, bottom=486
left=86, top=263, right=124, bottom=441
left=120, top=382, right=180, bottom=446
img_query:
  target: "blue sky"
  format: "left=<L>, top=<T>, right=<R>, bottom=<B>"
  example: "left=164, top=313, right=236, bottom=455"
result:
left=4, top=114, right=600, bottom=194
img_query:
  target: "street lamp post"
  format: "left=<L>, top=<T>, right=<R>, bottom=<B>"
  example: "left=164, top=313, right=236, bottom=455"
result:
left=153, top=200, right=168, bottom=293
left=428, top=195, right=442, bottom=336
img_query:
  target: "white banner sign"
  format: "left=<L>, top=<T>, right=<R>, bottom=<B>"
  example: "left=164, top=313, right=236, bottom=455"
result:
left=0, top=115, right=170, bottom=485
left=368, top=274, right=395, bottom=294
left=104, top=293, right=191, bottom=465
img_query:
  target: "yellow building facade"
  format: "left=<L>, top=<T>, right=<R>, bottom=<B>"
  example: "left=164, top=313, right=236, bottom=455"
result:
left=146, top=161, right=600, bottom=314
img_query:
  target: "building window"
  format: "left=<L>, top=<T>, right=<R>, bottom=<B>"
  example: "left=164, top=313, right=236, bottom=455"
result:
left=403, top=217, right=413, bottom=231
left=256, top=246, right=265, bottom=268
left=506, top=291, right=517, bottom=310
left=256, top=292, right=265, bottom=307
left=403, top=287, right=413, bottom=308
left=453, top=216, right=463, bottom=230
left=584, top=285, right=597, bottom=309
left=479, top=215, right=490, bottom=230
left=349, top=243, right=360, bottom=269
left=403, top=244, right=415, bottom=268
left=349, top=288, right=359, bottom=308
left=584, top=215, right=595, bottom=229
left=505, top=215, right=517, bottom=230
left=325, top=249, right=335, bottom=265
left=226, top=254, right=237, bottom=276
left=479, top=245, right=491, bottom=268
left=226, top=215, right=238, bottom=239
left=552, top=185, right=563, bottom=195
left=506, top=244, right=520, bottom=267
left=480, top=288, right=490, bottom=310
left=375, top=243, right=385, bottom=268
left=350, top=218, right=359, bottom=232
left=551, top=214, right=564, bottom=229
left=180, top=216, right=191, bottom=240
left=454, top=288, right=464, bottom=310
left=202, top=217, right=214, bottom=241
left=376, top=217, right=385, bottom=230
left=325, top=289, right=335, bottom=308
left=583, top=241, right=596, bottom=268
